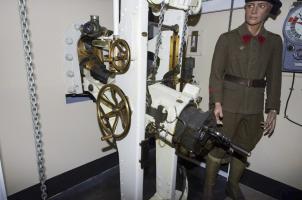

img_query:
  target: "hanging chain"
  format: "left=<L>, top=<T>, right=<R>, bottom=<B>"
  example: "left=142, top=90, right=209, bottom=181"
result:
left=149, top=1, right=166, bottom=80
left=150, top=6, right=190, bottom=80
left=177, top=9, right=189, bottom=70
left=18, top=0, right=48, bottom=199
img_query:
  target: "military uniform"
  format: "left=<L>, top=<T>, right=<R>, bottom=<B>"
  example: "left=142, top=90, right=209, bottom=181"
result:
left=209, top=23, right=282, bottom=155
left=203, top=23, right=283, bottom=200
left=210, top=23, right=282, bottom=115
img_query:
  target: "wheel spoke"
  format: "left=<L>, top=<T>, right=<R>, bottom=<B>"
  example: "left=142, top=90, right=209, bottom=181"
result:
left=119, top=110, right=128, bottom=129
left=98, top=106, right=113, bottom=133
left=110, top=88, right=119, bottom=105
left=103, top=92, right=111, bottom=102
left=100, top=96, right=115, bottom=108
left=116, top=44, right=123, bottom=52
left=112, top=116, right=119, bottom=134
left=106, top=122, right=114, bottom=132
left=118, top=100, right=125, bottom=109
left=98, top=105, right=106, bottom=118
left=119, top=44, right=127, bottom=53
left=104, top=110, right=117, bottom=119
left=122, top=54, right=128, bottom=60
left=113, top=56, right=124, bottom=61
left=121, top=47, right=127, bottom=53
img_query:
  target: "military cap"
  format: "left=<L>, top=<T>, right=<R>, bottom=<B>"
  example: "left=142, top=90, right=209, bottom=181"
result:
left=245, top=0, right=282, bottom=16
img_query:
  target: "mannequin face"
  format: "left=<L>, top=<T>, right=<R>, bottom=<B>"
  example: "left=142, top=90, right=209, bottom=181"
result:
left=244, top=1, right=272, bottom=26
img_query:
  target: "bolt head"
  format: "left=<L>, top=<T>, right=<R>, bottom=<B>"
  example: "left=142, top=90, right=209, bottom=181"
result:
left=65, top=37, right=73, bottom=45
left=65, top=54, right=73, bottom=61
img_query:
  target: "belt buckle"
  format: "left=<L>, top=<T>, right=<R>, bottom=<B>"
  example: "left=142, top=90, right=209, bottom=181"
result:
left=247, top=80, right=252, bottom=87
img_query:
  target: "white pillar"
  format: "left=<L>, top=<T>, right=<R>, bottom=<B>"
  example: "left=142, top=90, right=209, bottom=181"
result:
left=0, top=160, right=7, bottom=200
left=115, top=0, right=148, bottom=199
left=113, top=0, right=119, bottom=36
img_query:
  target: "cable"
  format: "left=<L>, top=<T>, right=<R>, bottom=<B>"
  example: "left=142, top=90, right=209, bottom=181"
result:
left=178, top=165, right=187, bottom=200
left=165, top=107, right=178, bottom=124
left=283, top=72, right=302, bottom=127
left=228, top=0, right=235, bottom=32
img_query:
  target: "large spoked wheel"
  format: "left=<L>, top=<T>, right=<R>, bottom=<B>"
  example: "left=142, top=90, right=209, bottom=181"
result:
left=96, top=84, right=131, bottom=144
left=109, top=39, right=131, bottom=74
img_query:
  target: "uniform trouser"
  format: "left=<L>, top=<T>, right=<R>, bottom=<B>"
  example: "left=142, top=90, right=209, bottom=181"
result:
left=203, top=111, right=264, bottom=199
left=209, top=110, right=264, bottom=159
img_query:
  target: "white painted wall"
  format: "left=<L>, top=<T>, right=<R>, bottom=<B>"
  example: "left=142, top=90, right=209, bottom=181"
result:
left=191, top=0, right=302, bottom=190
left=0, top=0, right=114, bottom=195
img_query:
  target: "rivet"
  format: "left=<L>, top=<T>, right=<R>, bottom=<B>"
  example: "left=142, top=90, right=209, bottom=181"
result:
left=65, top=54, right=73, bottom=61
left=66, top=70, right=74, bottom=77
left=68, top=86, right=76, bottom=93
left=74, top=24, right=81, bottom=30
left=65, top=37, right=73, bottom=45
left=142, top=32, right=148, bottom=37
left=176, top=99, right=183, bottom=103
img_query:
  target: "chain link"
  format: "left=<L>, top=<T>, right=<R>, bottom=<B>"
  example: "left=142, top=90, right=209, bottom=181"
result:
left=150, top=5, right=190, bottom=80
left=18, top=0, right=48, bottom=199
left=177, top=9, right=189, bottom=69
left=150, top=1, right=166, bottom=80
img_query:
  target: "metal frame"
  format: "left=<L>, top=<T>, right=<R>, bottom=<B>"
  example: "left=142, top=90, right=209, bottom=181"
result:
left=202, top=0, right=244, bottom=13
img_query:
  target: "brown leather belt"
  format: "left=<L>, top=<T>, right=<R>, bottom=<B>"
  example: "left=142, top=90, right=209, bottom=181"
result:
left=224, top=74, right=266, bottom=88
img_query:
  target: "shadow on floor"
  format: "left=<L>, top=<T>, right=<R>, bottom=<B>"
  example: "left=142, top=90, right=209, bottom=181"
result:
left=50, top=150, right=276, bottom=200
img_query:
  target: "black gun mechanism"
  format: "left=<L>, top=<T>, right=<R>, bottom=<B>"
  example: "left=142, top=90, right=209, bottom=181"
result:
left=146, top=104, right=251, bottom=165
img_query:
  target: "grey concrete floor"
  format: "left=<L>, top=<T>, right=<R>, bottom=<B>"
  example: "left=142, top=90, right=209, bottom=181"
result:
left=49, top=154, right=277, bottom=200
left=229, top=184, right=277, bottom=200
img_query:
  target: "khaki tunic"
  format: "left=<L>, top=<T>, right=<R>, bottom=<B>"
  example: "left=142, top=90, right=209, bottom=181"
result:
left=209, top=23, right=283, bottom=114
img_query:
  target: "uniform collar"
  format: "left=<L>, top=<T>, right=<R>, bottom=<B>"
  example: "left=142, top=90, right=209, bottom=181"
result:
left=238, top=23, right=267, bottom=45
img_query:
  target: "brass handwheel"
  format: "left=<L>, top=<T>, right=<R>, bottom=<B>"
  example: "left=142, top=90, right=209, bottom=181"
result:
left=96, top=84, right=131, bottom=143
left=109, top=39, right=131, bottom=74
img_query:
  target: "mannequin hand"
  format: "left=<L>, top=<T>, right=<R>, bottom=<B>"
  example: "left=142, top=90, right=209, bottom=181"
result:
left=262, top=110, right=277, bottom=137
left=214, top=102, right=223, bottom=125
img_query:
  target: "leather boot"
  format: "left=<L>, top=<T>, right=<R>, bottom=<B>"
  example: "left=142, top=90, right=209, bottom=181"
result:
left=225, top=157, right=246, bottom=200
left=202, top=155, right=221, bottom=200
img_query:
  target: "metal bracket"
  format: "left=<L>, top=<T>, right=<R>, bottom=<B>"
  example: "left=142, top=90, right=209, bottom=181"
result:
left=140, top=139, right=151, bottom=169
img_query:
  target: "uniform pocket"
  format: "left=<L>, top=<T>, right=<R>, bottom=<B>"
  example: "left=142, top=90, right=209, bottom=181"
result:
left=222, top=82, right=243, bottom=112
left=246, top=87, right=265, bottom=113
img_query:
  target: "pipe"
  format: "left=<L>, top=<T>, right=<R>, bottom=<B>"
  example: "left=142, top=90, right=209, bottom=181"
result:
left=113, top=0, right=119, bottom=37
left=228, top=0, right=235, bottom=32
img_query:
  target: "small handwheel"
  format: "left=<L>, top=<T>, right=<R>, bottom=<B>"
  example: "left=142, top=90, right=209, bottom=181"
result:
left=109, top=39, right=131, bottom=74
left=96, top=84, right=131, bottom=143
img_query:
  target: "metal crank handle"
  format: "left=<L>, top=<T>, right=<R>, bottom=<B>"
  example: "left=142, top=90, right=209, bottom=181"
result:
left=101, top=134, right=113, bottom=141
left=230, top=143, right=251, bottom=157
